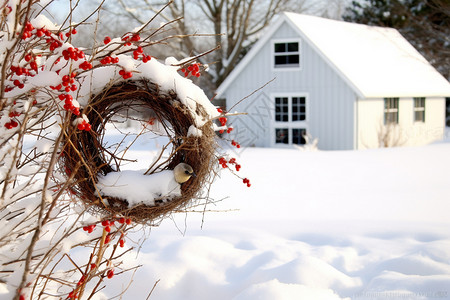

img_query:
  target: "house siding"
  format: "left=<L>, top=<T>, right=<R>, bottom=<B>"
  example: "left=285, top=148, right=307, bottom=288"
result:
left=357, top=97, right=445, bottom=149
left=224, top=21, right=358, bottom=150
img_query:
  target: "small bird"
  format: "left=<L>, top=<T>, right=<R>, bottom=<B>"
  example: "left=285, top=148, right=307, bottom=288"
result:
left=173, top=163, right=196, bottom=183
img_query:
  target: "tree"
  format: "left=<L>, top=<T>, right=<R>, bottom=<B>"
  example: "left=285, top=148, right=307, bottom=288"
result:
left=93, top=0, right=314, bottom=94
left=343, top=0, right=450, bottom=80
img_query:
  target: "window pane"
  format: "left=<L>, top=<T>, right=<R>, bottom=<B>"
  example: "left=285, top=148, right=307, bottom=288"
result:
left=287, top=42, right=299, bottom=52
left=287, top=55, right=299, bottom=65
left=274, top=43, right=286, bottom=53
left=414, top=97, right=425, bottom=108
left=415, top=111, right=424, bottom=122
left=275, top=128, right=289, bottom=144
left=292, top=97, right=306, bottom=121
left=275, top=55, right=287, bottom=65
left=293, top=128, right=306, bottom=145
left=385, top=112, right=398, bottom=124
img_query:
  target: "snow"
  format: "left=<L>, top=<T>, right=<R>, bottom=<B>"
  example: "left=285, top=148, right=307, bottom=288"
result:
left=283, top=13, right=450, bottom=98
left=81, top=131, right=450, bottom=299
left=96, top=169, right=181, bottom=207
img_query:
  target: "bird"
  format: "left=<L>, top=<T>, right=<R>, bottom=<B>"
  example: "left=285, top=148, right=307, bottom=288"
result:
left=173, top=162, right=196, bottom=183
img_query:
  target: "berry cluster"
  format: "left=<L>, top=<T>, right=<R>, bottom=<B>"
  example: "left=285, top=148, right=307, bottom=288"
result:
left=82, top=218, right=131, bottom=234
left=118, top=69, right=133, bottom=79
left=82, top=224, right=96, bottom=233
left=243, top=178, right=251, bottom=187
left=77, top=118, right=91, bottom=131
left=4, top=111, right=21, bottom=129
left=62, top=46, right=84, bottom=61
left=79, top=60, right=93, bottom=70
left=231, top=139, right=241, bottom=148
left=132, top=46, right=152, bottom=62
left=181, top=63, right=201, bottom=78
left=100, top=56, right=119, bottom=65
left=122, top=33, right=141, bottom=46
left=218, top=157, right=242, bottom=171
left=218, top=157, right=250, bottom=187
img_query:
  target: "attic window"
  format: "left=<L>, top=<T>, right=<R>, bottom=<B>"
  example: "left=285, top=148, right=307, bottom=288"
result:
left=274, top=41, right=300, bottom=68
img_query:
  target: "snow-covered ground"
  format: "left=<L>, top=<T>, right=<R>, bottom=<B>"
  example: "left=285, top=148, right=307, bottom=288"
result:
left=93, top=129, right=450, bottom=300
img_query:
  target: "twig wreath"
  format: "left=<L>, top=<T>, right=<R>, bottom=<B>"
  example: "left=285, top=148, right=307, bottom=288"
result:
left=61, top=74, right=219, bottom=223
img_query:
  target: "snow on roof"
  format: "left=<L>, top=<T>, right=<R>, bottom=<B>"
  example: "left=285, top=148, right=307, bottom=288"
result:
left=217, top=13, right=450, bottom=99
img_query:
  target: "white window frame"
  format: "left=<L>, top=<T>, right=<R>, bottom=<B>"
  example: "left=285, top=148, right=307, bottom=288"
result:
left=271, top=39, right=302, bottom=72
left=272, top=93, right=309, bottom=146
left=413, top=97, right=425, bottom=123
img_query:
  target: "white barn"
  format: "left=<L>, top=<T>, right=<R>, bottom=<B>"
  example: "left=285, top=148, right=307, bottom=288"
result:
left=215, top=13, right=450, bottom=150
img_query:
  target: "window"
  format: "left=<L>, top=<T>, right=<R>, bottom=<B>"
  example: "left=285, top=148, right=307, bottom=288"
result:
left=292, top=97, right=306, bottom=121
left=384, top=98, right=399, bottom=124
left=275, top=97, right=289, bottom=122
left=292, top=128, right=307, bottom=144
left=275, top=128, right=307, bottom=145
left=274, top=95, right=307, bottom=145
left=275, top=128, right=289, bottom=144
left=274, top=41, right=300, bottom=68
left=413, top=97, right=425, bottom=122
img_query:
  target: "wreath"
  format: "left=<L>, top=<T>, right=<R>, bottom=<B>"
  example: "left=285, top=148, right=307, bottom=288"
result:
left=61, top=77, right=218, bottom=224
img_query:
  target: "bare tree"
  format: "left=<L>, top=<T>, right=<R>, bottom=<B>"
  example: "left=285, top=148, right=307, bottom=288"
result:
left=90, top=0, right=314, bottom=93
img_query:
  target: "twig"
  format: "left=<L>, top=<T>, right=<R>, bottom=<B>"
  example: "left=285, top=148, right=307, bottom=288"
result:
left=146, top=279, right=160, bottom=300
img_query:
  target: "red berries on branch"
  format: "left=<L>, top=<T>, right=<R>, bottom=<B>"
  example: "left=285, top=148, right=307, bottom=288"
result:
left=118, top=69, right=133, bottom=79
left=181, top=63, right=201, bottom=78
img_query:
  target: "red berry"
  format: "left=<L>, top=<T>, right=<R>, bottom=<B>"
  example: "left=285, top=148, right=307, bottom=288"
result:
left=101, top=220, right=109, bottom=226
left=77, top=123, right=85, bottom=131
left=119, top=239, right=125, bottom=247
left=125, top=218, right=131, bottom=225
left=104, top=225, right=111, bottom=232
left=88, top=225, right=95, bottom=233
left=118, top=217, right=125, bottom=224
left=107, top=269, right=114, bottom=279
left=104, top=36, right=111, bottom=44
left=84, top=123, right=91, bottom=131
left=105, top=235, right=111, bottom=244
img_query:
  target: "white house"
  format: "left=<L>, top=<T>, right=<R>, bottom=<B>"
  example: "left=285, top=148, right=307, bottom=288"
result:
left=215, top=12, right=450, bottom=150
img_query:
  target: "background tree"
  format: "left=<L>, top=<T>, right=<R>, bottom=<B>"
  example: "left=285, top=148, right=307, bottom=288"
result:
left=75, top=0, right=317, bottom=95
left=343, top=0, right=450, bottom=80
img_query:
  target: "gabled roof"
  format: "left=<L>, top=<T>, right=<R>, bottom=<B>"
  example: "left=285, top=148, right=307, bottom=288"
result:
left=216, top=12, right=450, bottom=99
